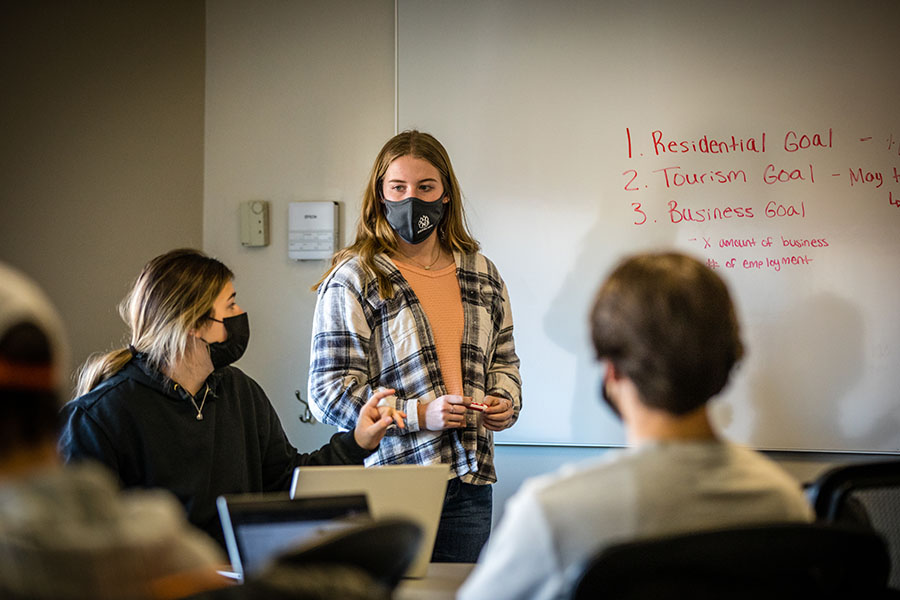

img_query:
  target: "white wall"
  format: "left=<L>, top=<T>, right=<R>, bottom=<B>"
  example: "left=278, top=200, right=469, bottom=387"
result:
left=204, top=0, right=396, bottom=450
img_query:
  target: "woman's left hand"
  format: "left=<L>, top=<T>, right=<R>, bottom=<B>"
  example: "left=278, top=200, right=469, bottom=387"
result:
left=481, top=395, right=515, bottom=432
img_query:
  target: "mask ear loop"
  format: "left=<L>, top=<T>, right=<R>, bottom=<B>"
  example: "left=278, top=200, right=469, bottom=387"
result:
left=437, top=189, right=449, bottom=239
left=192, top=314, right=218, bottom=354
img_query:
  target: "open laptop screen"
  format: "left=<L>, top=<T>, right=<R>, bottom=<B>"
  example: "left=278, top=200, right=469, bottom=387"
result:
left=216, top=493, right=370, bottom=581
left=290, top=464, right=449, bottom=578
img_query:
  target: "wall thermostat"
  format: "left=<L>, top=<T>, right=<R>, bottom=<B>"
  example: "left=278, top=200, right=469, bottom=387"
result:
left=288, top=201, right=339, bottom=260
left=240, top=200, right=269, bottom=247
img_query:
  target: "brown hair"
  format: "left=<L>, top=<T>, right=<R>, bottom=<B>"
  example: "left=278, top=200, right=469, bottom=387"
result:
left=314, top=130, right=479, bottom=298
left=0, top=322, right=60, bottom=454
left=590, top=252, right=744, bottom=415
left=75, top=249, right=233, bottom=397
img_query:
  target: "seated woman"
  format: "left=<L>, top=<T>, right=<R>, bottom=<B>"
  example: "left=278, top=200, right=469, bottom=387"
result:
left=60, top=248, right=401, bottom=547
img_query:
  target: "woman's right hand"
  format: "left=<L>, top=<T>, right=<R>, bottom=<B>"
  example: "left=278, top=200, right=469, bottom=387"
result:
left=419, top=395, right=470, bottom=431
left=354, top=388, right=405, bottom=450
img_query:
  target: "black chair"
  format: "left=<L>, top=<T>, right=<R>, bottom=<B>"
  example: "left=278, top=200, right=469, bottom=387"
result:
left=185, top=518, right=422, bottom=600
left=807, top=459, right=900, bottom=589
left=180, top=564, right=388, bottom=600
left=569, top=522, right=892, bottom=600
left=272, top=517, right=423, bottom=589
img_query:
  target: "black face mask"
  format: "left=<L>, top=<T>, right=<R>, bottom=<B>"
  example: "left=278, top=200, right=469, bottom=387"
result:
left=203, top=312, right=250, bottom=370
left=383, top=196, right=445, bottom=245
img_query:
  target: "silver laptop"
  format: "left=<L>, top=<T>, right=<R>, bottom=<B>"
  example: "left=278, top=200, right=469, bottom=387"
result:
left=216, top=493, right=370, bottom=582
left=290, top=464, right=449, bottom=578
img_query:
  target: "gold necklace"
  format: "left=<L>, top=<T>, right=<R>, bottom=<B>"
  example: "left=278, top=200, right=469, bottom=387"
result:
left=175, top=383, right=210, bottom=420
left=190, top=386, right=210, bottom=420
left=396, top=245, right=442, bottom=270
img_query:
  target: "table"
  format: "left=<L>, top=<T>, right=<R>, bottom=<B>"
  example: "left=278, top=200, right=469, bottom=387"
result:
left=395, top=563, right=476, bottom=600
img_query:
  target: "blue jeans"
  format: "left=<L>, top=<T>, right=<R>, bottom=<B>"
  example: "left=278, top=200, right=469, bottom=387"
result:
left=431, top=479, right=492, bottom=563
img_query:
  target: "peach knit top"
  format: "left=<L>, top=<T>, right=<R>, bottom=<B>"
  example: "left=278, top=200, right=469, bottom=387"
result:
left=393, top=260, right=464, bottom=396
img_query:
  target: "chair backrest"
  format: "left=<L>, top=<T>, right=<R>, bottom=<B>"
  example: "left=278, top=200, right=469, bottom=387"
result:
left=807, top=459, right=900, bottom=589
left=569, top=522, right=891, bottom=600
left=272, top=517, right=423, bottom=590
left=182, top=519, right=421, bottom=600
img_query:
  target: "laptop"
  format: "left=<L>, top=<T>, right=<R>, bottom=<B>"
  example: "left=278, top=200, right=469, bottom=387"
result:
left=290, top=464, right=449, bottom=578
left=216, top=492, right=370, bottom=582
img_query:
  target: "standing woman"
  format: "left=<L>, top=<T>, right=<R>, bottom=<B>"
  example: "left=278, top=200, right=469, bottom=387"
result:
left=61, top=249, right=398, bottom=548
left=309, top=130, right=522, bottom=562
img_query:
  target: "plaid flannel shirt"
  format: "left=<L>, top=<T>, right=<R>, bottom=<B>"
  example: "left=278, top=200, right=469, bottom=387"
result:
left=308, top=251, right=521, bottom=483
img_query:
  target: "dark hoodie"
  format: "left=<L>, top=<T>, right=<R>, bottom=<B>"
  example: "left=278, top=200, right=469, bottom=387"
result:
left=59, top=354, right=371, bottom=548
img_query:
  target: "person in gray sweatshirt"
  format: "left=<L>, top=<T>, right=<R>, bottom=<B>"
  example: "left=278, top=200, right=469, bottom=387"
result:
left=0, top=261, right=225, bottom=600
left=459, top=252, right=813, bottom=600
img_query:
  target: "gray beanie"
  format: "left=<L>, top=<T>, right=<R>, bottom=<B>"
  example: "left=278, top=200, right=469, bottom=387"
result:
left=0, top=263, right=68, bottom=392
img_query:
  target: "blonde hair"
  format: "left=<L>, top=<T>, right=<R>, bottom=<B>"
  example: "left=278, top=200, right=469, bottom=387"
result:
left=75, top=249, right=233, bottom=397
left=314, top=130, right=480, bottom=298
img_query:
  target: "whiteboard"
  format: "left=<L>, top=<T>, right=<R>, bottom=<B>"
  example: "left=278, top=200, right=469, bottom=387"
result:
left=397, top=0, right=900, bottom=452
